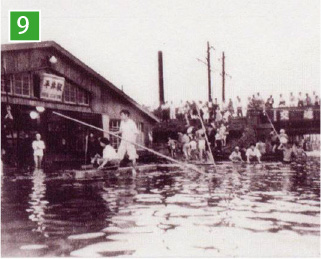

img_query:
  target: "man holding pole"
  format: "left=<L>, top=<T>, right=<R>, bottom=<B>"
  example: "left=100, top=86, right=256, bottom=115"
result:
left=115, top=109, right=139, bottom=166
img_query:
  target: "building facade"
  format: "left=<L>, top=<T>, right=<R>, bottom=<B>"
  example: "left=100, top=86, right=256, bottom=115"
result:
left=1, top=41, right=159, bottom=167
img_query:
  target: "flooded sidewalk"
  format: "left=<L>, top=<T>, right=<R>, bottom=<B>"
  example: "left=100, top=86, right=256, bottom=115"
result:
left=1, top=158, right=320, bottom=257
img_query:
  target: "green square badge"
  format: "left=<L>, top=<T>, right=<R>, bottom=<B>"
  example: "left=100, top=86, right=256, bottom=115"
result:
left=9, top=11, right=40, bottom=42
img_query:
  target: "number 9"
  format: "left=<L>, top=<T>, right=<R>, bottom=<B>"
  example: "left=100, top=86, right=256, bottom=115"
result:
left=17, top=16, right=29, bottom=34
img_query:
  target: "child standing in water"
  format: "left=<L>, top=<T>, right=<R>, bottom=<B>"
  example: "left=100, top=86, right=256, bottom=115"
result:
left=32, top=133, right=46, bottom=169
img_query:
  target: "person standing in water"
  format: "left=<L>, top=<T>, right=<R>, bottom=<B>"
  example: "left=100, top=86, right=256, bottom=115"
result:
left=115, top=110, right=139, bottom=166
left=32, top=133, right=46, bottom=168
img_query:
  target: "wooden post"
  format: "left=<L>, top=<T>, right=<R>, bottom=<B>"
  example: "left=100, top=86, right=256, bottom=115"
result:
left=158, top=51, right=165, bottom=106
left=207, top=42, right=212, bottom=102
left=222, top=52, right=225, bottom=102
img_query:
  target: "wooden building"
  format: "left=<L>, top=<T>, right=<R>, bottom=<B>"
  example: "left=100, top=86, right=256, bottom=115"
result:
left=1, top=41, right=159, bottom=166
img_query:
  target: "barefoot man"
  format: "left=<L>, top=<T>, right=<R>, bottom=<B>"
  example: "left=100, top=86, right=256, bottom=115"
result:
left=115, top=109, right=139, bottom=166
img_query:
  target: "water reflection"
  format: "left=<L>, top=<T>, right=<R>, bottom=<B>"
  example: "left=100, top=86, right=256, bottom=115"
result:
left=27, top=169, right=48, bottom=234
left=1, top=158, right=320, bottom=257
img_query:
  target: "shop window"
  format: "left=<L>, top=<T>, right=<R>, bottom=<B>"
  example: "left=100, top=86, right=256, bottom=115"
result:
left=13, top=74, right=30, bottom=96
left=77, top=88, right=90, bottom=105
left=109, top=119, right=121, bottom=149
left=64, top=82, right=77, bottom=103
left=138, top=122, right=144, bottom=132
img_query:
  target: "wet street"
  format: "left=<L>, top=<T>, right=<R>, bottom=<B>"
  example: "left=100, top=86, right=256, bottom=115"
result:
left=1, top=158, right=320, bottom=257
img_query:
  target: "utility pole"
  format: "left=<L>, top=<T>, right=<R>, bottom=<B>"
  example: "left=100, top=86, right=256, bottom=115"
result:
left=158, top=51, right=165, bottom=105
left=207, top=41, right=212, bottom=102
left=222, top=51, right=225, bottom=102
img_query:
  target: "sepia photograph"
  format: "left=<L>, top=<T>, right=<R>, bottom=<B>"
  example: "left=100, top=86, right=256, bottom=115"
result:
left=1, top=0, right=320, bottom=257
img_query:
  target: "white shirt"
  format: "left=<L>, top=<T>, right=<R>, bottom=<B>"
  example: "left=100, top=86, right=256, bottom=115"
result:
left=298, top=95, right=303, bottom=101
left=236, top=99, right=242, bottom=108
left=103, top=145, right=118, bottom=160
left=120, top=119, right=139, bottom=142
left=246, top=148, right=261, bottom=158
left=223, top=111, right=231, bottom=121
left=189, top=140, right=197, bottom=150
left=32, top=140, right=45, bottom=156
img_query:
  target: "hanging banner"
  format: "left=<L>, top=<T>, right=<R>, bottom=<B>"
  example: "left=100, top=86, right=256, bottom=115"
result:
left=40, top=73, right=65, bottom=101
left=303, top=109, right=313, bottom=120
left=280, top=110, right=289, bottom=120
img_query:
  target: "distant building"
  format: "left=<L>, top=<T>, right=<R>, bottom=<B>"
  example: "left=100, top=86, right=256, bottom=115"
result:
left=1, top=41, right=159, bottom=166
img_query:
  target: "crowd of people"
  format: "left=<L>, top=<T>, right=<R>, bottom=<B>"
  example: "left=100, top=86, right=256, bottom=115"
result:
left=229, top=129, right=308, bottom=164
left=161, top=90, right=319, bottom=164
left=166, top=121, right=309, bottom=164
left=159, top=91, right=320, bottom=123
left=248, top=91, right=320, bottom=109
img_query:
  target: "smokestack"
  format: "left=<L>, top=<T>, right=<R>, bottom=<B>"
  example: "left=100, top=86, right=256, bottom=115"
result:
left=158, top=51, right=164, bottom=105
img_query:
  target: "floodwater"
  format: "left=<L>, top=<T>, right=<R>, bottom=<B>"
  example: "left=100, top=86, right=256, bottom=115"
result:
left=1, top=158, right=320, bottom=257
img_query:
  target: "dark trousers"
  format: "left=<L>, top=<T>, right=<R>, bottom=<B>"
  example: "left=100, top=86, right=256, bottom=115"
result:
left=237, top=108, right=243, bottom=117
left=298, top=101, right=304, bottom=107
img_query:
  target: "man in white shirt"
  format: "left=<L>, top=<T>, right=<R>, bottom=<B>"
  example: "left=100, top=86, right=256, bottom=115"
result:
left=279, top=94, right=286, bottom=107
left=169, top=101, right=176, bottom=120
left=289, top=92, right=296, bottom=107
left=95, top=138, right=119, bottom=169
left=297, top=92, right=304, bottom=107
left=115, top=110, right=139, bottom=166
left=246, top=143, right=262, bottom=163
left=32, top=133, right=46, bottom=168
left=236, top=96, right=243, bottom=117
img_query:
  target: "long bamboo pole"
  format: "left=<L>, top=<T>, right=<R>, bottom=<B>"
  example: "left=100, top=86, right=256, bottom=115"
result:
left=264, top=110, right=280, bottom=138
left=53, top=111, right=207, bottom=175
left=195, top=104, right=216, bottom=168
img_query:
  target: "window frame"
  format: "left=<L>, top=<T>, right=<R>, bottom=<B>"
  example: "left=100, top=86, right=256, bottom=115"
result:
left=109, top=119, right=121, bottom=149
left=77, top=87, right=90, bottom=105
left=64, top=82, right=77, bottom=104
left=13, top=73, right=31, bottom=97
left=1, top=75, right=12, bottom=94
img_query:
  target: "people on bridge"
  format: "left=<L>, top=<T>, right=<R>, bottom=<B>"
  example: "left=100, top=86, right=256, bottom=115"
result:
left=279, top=94, right=286, bottom=107
left=266, top=95, right=274, bottom=109
left=289, top=92, right=296, bottom=107
left=305, top=94, right=312, bottom=107
left=315, top=95, right=320, bottom=107
left=298, top=92, right=304, bottom=107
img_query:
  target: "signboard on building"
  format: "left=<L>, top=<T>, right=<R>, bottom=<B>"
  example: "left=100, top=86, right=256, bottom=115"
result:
left=40, top=73, right=65, bottom=101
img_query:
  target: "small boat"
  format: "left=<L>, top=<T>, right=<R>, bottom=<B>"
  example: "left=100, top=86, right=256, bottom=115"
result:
left=63, top=164, right=180, bottom=180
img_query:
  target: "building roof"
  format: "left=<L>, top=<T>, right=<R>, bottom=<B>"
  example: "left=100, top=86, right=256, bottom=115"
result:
left=1, top=41, right=159, bottom=122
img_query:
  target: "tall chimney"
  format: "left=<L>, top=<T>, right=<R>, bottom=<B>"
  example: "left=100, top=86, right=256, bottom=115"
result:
left=158, top=51, right=165, bottom=105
